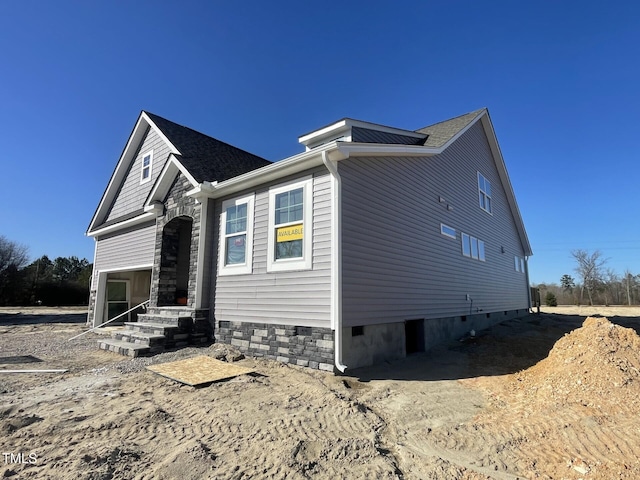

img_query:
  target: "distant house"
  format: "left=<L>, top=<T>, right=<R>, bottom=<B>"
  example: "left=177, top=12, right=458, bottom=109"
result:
left=87, top=108, right=532, bottom=371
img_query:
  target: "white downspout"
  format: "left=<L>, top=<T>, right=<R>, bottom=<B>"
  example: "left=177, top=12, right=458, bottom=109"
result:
left=323, top=151, right=347, bottom=373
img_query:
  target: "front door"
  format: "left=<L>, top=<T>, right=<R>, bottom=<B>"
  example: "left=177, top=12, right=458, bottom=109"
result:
left=106, top=280, right=130, bottom=322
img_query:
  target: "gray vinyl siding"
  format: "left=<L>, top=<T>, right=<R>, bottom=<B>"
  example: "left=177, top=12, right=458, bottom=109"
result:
left=341, top=121, right=528, bottom=327
left=92, top=222, right=156, bottom=290
left=106, top=127, right=172, bottom=222
left=214, top=169, right=332, bottom=328
left=351, top=127, right=423, bottom=145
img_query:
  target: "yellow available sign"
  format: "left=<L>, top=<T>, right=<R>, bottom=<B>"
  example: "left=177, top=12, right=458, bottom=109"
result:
left=276, top=224, right=303, bottom=242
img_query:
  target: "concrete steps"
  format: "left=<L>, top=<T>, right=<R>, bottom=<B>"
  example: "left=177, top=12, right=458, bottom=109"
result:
left=98, top=307, right=211, bottom=357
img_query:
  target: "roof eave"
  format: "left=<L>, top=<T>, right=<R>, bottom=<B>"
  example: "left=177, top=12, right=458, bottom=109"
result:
left=87, top=211, right=156, bottom=238
left=478, top=112, right=532, bottom=256
left=86, top=111, right=181, bottom=233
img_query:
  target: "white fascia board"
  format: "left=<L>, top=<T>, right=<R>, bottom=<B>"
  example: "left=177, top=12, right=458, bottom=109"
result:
left=87, top=212, right=156, bottom=238
left=188, top=144, right=341, bottom=200
left=144, top=155, right=198, bottom=207
left=141, top=112, right=181, bottom=156
left=298, top=118, right=425, bottom=146
left=336, top=143, right=441, bottom=157
left=479, top=113, right=532, bottom=256
left=88, top=112, right=180, bottom=233
left=187, top=142, right=445, bottom=201
left=298, top=120, right=349, bottom=145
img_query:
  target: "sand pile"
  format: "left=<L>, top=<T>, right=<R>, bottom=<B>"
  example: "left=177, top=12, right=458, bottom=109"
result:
left=505, top=316, right=640, bottom=414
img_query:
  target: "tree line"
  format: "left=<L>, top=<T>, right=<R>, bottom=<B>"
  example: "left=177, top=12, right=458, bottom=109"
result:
left=0, top=235, right=92, bottom=306
left=535, top=249, right=640, bottom=306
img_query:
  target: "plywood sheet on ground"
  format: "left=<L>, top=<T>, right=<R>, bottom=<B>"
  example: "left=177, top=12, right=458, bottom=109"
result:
left=146, top=355, right=254, bottom=386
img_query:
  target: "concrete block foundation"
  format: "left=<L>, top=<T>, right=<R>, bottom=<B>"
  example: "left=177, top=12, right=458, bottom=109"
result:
left=342, top=308, right=530, bottom=370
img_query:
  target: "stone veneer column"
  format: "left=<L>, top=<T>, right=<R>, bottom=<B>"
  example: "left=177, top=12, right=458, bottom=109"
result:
left=149, top=174, right=201, bottom=309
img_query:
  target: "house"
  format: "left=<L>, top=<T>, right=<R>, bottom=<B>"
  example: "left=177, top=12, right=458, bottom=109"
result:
left=87, top=108, right=532, bottom=371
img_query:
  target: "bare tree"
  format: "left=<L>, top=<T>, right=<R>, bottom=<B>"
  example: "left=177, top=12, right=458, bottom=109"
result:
left=602, top=268, right=620, bottom=306
left=571, top=249, right=607, bottom=305
left=0, top=235, right=29, bottom=274
left=0, top=235, right=30, bottom=305
left=623, top=269, right=636, bottom=306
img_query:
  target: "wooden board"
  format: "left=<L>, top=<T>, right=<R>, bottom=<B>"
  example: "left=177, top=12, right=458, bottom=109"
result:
left=146, top=355, right=254, bottom=386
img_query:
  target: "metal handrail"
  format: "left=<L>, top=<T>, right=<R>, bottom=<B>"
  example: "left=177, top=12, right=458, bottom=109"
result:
left=68, top=299, right=150, bottom=341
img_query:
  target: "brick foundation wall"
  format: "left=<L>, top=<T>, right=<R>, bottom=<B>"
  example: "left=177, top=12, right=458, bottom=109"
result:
left=215, top=321, right=335, bottom=372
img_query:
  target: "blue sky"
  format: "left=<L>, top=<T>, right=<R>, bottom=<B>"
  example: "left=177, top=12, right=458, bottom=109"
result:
left=0, top=1, right=638, bottom=285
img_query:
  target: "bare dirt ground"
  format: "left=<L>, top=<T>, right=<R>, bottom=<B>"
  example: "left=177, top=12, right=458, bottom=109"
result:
left=1, top=305, right=639, bottom=479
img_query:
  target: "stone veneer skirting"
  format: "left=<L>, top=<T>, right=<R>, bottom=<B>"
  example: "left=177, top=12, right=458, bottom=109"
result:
left=215, top=321, right=335, bottom=372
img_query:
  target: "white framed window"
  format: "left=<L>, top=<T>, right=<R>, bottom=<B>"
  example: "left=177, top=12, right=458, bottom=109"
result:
left=140, top=150, right=153, bottom=184
left=218, top=194, right=255, bottom=276
left=521, top=257, right=525, bottom=272
left=267, top=176, right=313, bottom=272
left=462, top=233, right=471, bottom=257
left=440, top=223, right=456, bottom=239
left=462, top=232, right=485, bottom=262
left=478, top=172, right=492, bottom=214
left=515, top=256, right=525, bottom=272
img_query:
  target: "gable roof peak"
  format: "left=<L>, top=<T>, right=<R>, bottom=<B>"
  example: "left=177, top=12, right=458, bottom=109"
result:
left=141, top=111, right=271, bottom=183
left=415, top=108, right=487, bottom=149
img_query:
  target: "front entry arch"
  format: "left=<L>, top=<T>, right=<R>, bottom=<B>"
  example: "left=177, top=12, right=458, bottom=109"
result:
left=158, top=216, right=193, bottom=306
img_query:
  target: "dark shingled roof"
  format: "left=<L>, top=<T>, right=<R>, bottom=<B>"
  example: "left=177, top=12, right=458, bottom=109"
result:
left=145, top=112, right=271, bottom=183
left=415, top=108, right=485, bottom=148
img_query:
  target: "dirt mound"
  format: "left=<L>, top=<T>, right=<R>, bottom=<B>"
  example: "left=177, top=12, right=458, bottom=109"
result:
left=506, top=316, right=640, bottom=414
left=460, top=316, right=640, bottom=479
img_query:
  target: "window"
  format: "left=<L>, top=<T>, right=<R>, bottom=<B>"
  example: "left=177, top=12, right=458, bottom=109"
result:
left=462, top=233, right=471, bottom=257
left=515, top=256, right=520, bottom=272
left=219, top=194, right=254, bottom=276
left=478, top=172, right=492, bottom=214
left=267, top=177, right=313, bottom=272
left=440, top=223, right=456, bottom=239
left=515, top=256, right=525, bottom=273
left=140, top=151, right=153, bottom=184
left=462, top=232, right=485, bottom=262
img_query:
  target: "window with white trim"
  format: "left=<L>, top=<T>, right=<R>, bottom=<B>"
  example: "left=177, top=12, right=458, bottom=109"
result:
left=140, top=151, right=153, bottom=184
left=267, top=177, right=313, bottom=272
left=478, top=172, right=492, bottom=214
left=515, top=256, right=525, bottom=273
left=440, top=223, right=456, bottom=239
left=462, top=232, right=485, bottom=261
left=219, top=194, right=254, bottom=276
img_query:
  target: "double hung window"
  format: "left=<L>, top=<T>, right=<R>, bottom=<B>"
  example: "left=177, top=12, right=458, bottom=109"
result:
left=267, top=177, right=313, bottom=272
left=219, top=194, right=254, bottom=275
left=478, top=172, right=492, bottom=214
left=140, top=151, right=153, bottom=184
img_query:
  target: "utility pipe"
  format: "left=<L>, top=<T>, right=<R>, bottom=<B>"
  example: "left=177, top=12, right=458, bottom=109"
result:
left=322, top=151, right=347, bottom=373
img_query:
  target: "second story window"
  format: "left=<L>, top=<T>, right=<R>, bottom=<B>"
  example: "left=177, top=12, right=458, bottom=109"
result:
left=140, top=151, right=153, bottom=184
left=478, top=172, right=492, bottom=214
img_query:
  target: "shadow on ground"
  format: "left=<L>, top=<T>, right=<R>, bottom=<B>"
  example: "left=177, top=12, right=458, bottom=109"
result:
left=0, top=313, right=87, bottom=326
left=350, top=313, right=640, bottom=383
